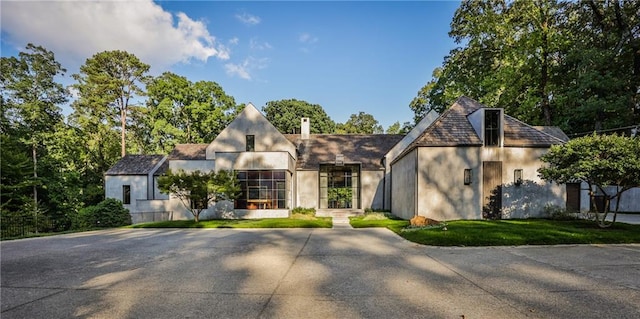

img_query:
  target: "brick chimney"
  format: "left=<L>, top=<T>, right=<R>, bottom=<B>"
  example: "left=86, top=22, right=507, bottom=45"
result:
left=301, top=117, right=310, bottom=140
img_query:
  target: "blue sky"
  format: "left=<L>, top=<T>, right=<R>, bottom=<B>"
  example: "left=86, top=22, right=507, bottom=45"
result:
left=1, top=1, right=460, bottom=129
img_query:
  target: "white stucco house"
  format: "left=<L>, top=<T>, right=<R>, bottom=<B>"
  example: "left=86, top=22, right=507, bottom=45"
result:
left=105, top=96, right=569, bottom=223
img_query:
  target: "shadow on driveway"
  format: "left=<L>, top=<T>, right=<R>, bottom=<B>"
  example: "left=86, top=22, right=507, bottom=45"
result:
left=1, top=228, right=639, bottom=318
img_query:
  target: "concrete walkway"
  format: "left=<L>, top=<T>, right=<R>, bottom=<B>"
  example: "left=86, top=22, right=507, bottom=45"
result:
left=1, top=228, right=639, bottom=318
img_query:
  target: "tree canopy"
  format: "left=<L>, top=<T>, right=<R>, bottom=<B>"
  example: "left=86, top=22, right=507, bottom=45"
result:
left=158, top=169, right=240, bottom=222
left=336, top=111, right=383, bottom=134
left=411, top=0, right=640, bottom=135
left=263, top=99, right=336, bottom=134
left=72, top=50, right=150, bottom=157
left=539, top=134, right=640, bottom=227
left=136, top=72, right=242, bottom=154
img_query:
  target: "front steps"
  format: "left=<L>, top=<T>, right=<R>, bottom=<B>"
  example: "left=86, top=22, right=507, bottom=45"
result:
left=315, top=209, right=363, bottom=229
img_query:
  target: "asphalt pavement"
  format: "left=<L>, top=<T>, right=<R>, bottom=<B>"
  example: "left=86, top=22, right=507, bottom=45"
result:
left=1, top=227, right=639, bottom=318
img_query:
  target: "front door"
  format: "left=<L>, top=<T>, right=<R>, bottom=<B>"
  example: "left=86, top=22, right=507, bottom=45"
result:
left=482, top=161, right=502, bottom=219
left=319, top=164, right=360, bottom=209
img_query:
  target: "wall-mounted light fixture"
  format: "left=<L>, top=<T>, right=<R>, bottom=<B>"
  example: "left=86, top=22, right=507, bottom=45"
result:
left=464, top=169, right=472, bottom=185
left=514, top=169, right=523, bottom=186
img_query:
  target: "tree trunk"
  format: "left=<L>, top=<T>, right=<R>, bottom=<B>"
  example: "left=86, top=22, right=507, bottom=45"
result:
left=539, top=11, right=551, bottom=126
left=121, top=107, right=126, bottom=157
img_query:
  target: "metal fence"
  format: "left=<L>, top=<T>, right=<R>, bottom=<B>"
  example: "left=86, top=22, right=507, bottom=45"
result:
left=0, top=215, right=76, bottom=239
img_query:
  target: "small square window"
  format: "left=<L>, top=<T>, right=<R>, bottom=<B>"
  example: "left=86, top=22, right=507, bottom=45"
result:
left=123, top=185, right=131, bottom=204
left=464, top=169, right=472, bottom=185
left=514, top=169, right=523, bottom=186
left=246, top=135, right=255, bottom=152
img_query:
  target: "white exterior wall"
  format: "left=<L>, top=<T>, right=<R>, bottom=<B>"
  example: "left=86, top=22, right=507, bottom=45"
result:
left=105, top=175, right=148, bottom=213
left=391, top=149, right=417, bottom=219
left=206, top=103, right=296, bottom=159
left=169, top=160, right=215, bottom=173
left=153, top=176, right=169, bottom=200
left=297, top=170, right=319, bottom=209
left=579, top=185, right=640, bottom=213
left=383, top=110, right=440, bottom=210
left=416, top=147, right=482, bottom=220
left=361, top=170, right=385, bottom=210
left=491, top=148, right=565, bottom=219
left=394, top=146, right=565, bottom=221
left=215, top=152, right=294, bottom=171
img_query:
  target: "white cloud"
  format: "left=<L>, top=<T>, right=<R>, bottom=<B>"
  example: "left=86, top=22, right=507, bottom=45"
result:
left=235, top=13, right=261, bottom=26
left=298, top=32, right=318, bottom=53
left=0, top=0, right=228, bottom=70
left=298, top=32, right=318, bottom=44
left=249, top=38, right=272, bottom=51
left=225, top=57, right=268, bottom=81
left=229, top=37, right=240, bottom=45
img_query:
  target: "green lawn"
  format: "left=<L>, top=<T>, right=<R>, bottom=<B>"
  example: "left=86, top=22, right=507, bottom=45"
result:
left=350, top=216, right=640, bottom=246
left=130, top=217, right=332, bottom=229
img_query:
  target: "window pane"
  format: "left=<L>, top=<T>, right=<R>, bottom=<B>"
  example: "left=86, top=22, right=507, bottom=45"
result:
left=237, top=171, right=246, bottom=180
left=246, top=135, right=255, bottom=152
left=273, top=171, right=285, bottom=179
left=248, top=171, right=259, bottom=179
left=260, top=171, right=272, bottom=179
left=123, top=185, right=131, bottom=204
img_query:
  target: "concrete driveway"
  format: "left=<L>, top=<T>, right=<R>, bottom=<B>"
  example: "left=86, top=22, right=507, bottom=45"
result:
left=1, top=228, right=639, bottom=318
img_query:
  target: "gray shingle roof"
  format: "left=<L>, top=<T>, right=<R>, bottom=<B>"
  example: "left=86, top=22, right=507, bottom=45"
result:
left=285, top=134, right=404, bottom=170
left=168, top=144, right=208, bottom=160
left=105, top=155, right=165, bottom=175
left=410, top=96, right=565, bottom=148
left=409, top=97, right=483, bottom=147
left=534, top=126, right=570, bottom=142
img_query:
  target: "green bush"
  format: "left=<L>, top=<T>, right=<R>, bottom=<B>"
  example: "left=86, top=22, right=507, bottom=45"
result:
left=291, top=207, right=316, bottom=216
left=77, top=198, right=131, bottom=228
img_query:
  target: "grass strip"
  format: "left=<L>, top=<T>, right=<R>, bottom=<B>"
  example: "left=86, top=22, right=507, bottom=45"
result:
left=350, top=216, right=640, bottom=246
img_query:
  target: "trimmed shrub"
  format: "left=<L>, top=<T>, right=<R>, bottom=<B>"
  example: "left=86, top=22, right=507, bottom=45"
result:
left=77, top=198, right=131, bottom=228
left=291, top=207, right=316, bottom=216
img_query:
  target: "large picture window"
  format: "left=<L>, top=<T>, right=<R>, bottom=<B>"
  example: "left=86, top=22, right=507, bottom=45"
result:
left=235, top=170, right=287, bottom=209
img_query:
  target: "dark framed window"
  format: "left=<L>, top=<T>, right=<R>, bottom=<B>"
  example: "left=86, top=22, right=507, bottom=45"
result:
left=235, top=170, right=287, bottom=209
left=514, top=169, right=523, bottom=186
left=122, top=185, right=131, bottom=204
left=246, top=135, right=255, bottom=152
left=464, top=169, right=472, bottom=185
left=484, top=110, right=501, bottom=147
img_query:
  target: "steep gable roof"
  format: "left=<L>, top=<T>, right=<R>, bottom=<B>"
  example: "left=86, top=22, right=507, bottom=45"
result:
left=207, top=103, right=296, bottom=158
left=409, top=96, right=565, bottom=148
left=105, top=155, right=166, bottom=175
left=410, top=96, right=483, bottom=147
left=285, top=134, right=403, bottom=170
left=503, top=117, right=566, bottom=146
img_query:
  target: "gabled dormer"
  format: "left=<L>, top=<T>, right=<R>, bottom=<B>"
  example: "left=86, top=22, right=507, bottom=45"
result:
left=206, top=103, right=297, bottom=159
left=468, top=108, right=504, bottom=147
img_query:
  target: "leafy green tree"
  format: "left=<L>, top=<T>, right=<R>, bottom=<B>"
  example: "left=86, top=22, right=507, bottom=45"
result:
left=137, top=72, right=241, bottom=153
left=72, top=50, right=150, bottom=157
left=386, top=121, right=412, bottom=134
left=263, top=99, right=335, bottom=134
left=411, top=0, right=639, bottom=135
left=538, top=134, right=640, bottom=227
left=1, top=43, right=69, bottom=220
left=158, top=170, right=240, bottom=222
left=336, top=111, right=383, bottom=134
